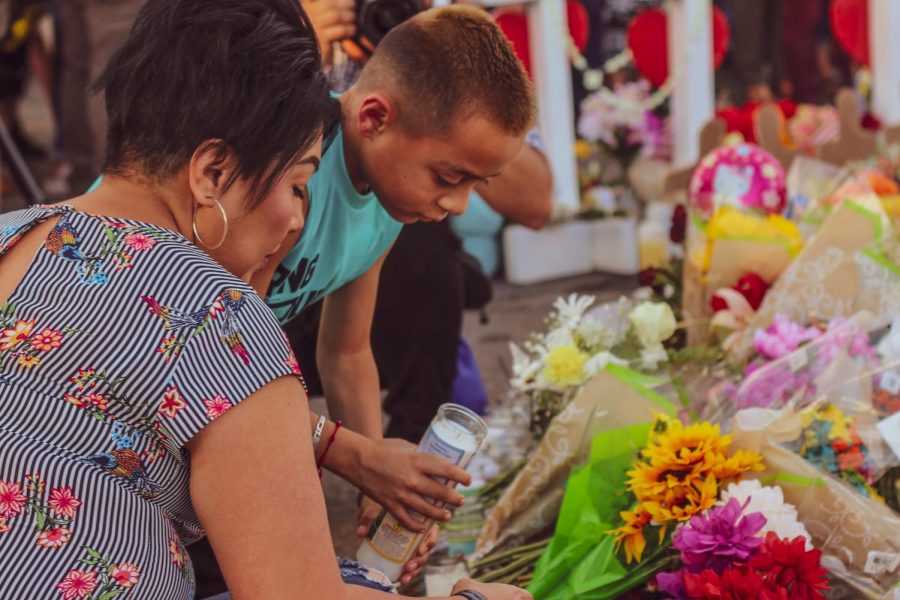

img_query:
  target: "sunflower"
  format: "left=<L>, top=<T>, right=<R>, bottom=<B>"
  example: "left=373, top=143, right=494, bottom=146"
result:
left=608, top=506, right=652, bottom=563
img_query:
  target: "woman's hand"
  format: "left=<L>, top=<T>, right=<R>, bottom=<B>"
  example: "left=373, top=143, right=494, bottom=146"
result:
left=351, top=438, right=470, bottom=532
left=451, top=578, right=533, bottom=600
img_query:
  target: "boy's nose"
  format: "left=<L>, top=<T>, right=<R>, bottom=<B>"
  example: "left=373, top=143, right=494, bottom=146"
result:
left=437, top=189, right=470, bottom=217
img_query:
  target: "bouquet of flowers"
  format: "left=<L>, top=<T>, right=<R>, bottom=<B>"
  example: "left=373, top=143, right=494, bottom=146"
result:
left=607, top=416, right=764, bottom=566
left=521, top=417, right=829, bottom=599
left=576, top=80, right=669, bottom=211
left=509, top=294, right=677, bottom=438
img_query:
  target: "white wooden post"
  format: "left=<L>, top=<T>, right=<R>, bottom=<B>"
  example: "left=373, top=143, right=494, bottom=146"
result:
left=667, top=0, right=714, bottom=169
left=481, top=0, right=580, bottom=211
left=527, top=0, right=580, bottom=210
left=870, top=0, right=900, bottom=126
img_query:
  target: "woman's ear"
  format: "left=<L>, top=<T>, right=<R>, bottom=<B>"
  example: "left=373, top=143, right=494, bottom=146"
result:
left=188, top=139, right=235, bottom=206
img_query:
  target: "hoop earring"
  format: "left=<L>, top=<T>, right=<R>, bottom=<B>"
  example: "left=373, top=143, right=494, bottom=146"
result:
left=192, top=198, right=229, bottom=250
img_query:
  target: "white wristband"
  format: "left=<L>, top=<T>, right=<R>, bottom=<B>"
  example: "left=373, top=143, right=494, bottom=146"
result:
left=312, top=415, right=327, bottom=453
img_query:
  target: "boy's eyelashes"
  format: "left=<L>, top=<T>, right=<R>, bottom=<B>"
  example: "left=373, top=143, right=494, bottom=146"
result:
left=433, top=173, right=460, bottom=188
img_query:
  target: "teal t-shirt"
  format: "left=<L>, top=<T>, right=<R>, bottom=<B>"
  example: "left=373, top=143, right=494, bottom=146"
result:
left=266, top=126, right=402, bottom=323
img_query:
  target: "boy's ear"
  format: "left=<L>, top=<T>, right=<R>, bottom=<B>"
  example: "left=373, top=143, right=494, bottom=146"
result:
left=356, top=92, right=397, bottom=140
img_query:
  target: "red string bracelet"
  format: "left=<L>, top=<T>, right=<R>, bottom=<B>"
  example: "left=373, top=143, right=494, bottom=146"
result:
left=317, top=420, right=342, bottom=478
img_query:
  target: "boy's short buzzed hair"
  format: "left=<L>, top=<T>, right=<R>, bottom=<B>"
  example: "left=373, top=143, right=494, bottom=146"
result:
left=357, top=5, right=535, bottom=138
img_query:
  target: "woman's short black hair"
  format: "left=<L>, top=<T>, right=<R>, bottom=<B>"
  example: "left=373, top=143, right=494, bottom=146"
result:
left=98, top=0, right=340, bottom=207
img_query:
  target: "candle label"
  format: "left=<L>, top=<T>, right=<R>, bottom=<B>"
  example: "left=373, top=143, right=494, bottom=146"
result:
left=363, top=424, right=469, bottom=564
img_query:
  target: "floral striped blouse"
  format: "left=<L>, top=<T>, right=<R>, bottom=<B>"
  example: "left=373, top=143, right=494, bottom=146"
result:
left=0, top=205, right=303, bottom=599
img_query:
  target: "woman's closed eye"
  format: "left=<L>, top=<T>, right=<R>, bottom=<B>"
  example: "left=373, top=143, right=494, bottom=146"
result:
left=292, top=184, right=308, bottom=200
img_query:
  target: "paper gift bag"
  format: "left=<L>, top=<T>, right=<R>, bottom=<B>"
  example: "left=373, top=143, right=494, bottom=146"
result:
left=475, top=368, right=674, bottom=557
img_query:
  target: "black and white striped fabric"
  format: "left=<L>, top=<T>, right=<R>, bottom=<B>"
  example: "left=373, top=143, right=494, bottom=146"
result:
left=0, top=205, right=301, bottom=599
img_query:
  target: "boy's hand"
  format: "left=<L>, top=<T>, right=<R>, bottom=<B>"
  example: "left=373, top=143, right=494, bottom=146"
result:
left=302, top=0, right=357, bottom=64
left=356, top=496, right=439, bottom=585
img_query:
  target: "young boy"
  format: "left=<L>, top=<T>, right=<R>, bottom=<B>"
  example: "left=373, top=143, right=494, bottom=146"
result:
left=253, top=4, right=536, bottom=448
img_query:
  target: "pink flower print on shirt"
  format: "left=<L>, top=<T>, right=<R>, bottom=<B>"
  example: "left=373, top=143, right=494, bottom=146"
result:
left=123, top=232, right=157, bottom=252
left=48, top=487, right=82, bottom=520
left=0, top=480, right=27, bottom=518
left=203, top=395, right=233, bottom=420
left=56, top=569, right=98, bottom=599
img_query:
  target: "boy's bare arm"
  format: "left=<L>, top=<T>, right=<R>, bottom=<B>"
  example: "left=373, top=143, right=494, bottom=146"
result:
left=315, top=247, right=392, bottom=440
left=475, top=143, right=553, bottom=230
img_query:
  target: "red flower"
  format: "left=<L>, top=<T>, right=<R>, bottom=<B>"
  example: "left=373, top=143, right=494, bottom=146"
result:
left=751, top=533, right=829, bottom=599
left=734, top=273, right=769, bottom=311
left=711, top=273, right=770, bottom=313
left=683, top=567, right=769, bottom=599
left=639, top=267, right=659, bottom=288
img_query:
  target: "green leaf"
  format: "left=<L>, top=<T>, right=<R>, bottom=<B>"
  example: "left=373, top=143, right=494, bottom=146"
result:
left=85, top=546, right=105, bottom=560
left=34, top=510, right=46, bottom=531
left=96, top=588, right=124, bottom=600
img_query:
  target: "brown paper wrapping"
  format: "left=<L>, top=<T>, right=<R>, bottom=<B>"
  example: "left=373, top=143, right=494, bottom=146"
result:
left=475, top=372, right=663, bottom=557
left=731, top=409, right=900, bottom=599
left=729, top=201, right=897, bottom=362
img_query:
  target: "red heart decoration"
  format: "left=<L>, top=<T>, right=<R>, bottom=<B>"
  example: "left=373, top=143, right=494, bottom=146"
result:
left=494, top=11, right=530, bottom=75
left=494, top=1, right=590, bottom=79
left=829, top=0, right=869, bottom=66
left=627, top=7, right=730, bottom=88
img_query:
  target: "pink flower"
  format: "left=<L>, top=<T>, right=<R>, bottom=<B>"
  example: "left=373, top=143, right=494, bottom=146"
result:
left=673, top=498, right=767, bottom=573
left=203, top=394, right=233, bottom=420
left=0, top=480, right=27, bottom=518
left=109, top=562, right=141, bottom=588
left=56, top=569, right=97, bottom=599
left=30, top=328, right=63, bottom=351
left=48, top=487, right=82, bottom=519
left=123, top=232, right=157, bottom=252
left=37, top=527, right=72, bottom=548
left=158, top=386, right=186, bottom=418
left=753, top=314, right=821, bottom=360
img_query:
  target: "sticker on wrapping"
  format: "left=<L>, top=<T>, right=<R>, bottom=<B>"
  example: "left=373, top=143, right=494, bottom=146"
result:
left=876, top=411, right=900, bottom=462
left=864, top=550, right=900, bottom=576
left=882, top=371, right=900, bottom=396
left=788, top=349, right=808, bottom=372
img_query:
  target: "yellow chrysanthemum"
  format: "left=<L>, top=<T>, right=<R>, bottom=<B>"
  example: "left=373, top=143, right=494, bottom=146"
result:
left=702, top=207, right=805, bottom=272
left=607, top=506, right=651, bottom=564
left=541, top=345, right=589, bottom=387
